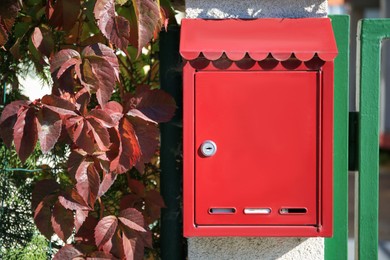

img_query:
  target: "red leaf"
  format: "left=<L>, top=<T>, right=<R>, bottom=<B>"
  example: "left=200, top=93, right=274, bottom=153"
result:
left=50, top=49, right=81, bottom=73
left=144, top=190, right=165, bottom=223
left=122, top=230, right=136, bottom=260
left=36, top=107, right=62, bottom=153
left=104, top=101, right=123, bottom=124
left=57, top=57, right=82, bottom=79
left=106, top=127, right=121, bottom=171
left=74, top=209, right=89, bottom=233
left=0, top=100, right=29, bottom=148
left=0, top=0, right=19, bottom=46
left=127, top=85, right=176, bottom=123
left=42, top=94, right=77, bottom=116
left=34, top=199, right=55, bottom=240
left=31, top=27, right=54, bottom=57
left=75, top=215, right=99, bottom=245
left=87, top=109, right=116, bottom=128
left=53, top=245, right=84, bottom=260
left=51, top=201, right=75, bottom=241
left=122, top=228, right=146, bottom=260
left=78, top=123, right=95, bottom=154
left=93, top=0, right=114, bottom=33
left=102, top=231, right=125, bottom=259
left=82, top=43, right=119, bottom=81
left=99, top=171, right=117, bottom=197
left=128, top=116, right=159, bottom=173
left=83, top=56, right=116, bottom=107
left=0, top=1, right=20, bottom=19
left=94, top=0, right=130, bottom=49
left=75, top=163, right=100, bottom=207
left=66, top=117, right=95, bottom=154
left=118, top=208, right=146, bottom=232
left=68, top=150, right=88, bottom=178
left=2, top=17, right=15, bottom=32
left=0, top=20, right=9, bottom=46
left=94, top=153, right=111, bottom=173
left=58, top=188, right=91, bottom=211
left=132, top=0, right=160, bottom=56
left=0, top=100, right=29, bottom=123
left=95, top=215, right=118, bottom=249
left=13, top=107, right=38, bottom=163
left=75, top=87, right=91, bottom=115
left=116, top=117, right=141, bottom=174
left=127, top=179, right=144, bottom=196
left=139, top=229, right=153, bottom=249
left=46, top=0, right=80, bottom=31
left=145, top=190, right=165, bottom=208
left=108, top=16, right=130, bottom=50
left=32, top=179, right=60, bottom=211
left=87, top=118, right=111, bottom=151
left=127, top=109, right=156, bottom=124
left=120, top=194, right=142, bottom=211
left=52, top=67, right=76, bottom=96
left=87, top=251, right=117, bottom=259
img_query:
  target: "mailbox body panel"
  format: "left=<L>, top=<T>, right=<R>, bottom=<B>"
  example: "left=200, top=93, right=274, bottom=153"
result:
left=183, top=62, right=333, bottom=237
left=195, top=71, right=319, bottom=226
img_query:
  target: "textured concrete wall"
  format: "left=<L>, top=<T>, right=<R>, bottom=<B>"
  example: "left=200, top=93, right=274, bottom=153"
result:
left=185, top=0, right=327, bottom=259
left=188, top=238, right=324, bottom=260
left=186, top=0, right=328, bottom=19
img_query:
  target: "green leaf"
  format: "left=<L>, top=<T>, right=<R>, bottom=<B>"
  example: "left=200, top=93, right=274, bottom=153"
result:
left=14, top=22, right=30, bottom=38
left=116, top=0, right=129, bottom=5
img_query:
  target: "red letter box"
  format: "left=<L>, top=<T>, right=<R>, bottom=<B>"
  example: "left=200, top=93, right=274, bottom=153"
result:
left=180, top=18, right=338, bottom=237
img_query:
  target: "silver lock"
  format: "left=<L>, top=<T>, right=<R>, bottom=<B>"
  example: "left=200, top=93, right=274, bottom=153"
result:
left=200, top=140, right=217, bottom=157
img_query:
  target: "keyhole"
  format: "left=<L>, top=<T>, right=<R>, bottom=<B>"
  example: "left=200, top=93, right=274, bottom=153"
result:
left=200, top=140, right=217, bottom=157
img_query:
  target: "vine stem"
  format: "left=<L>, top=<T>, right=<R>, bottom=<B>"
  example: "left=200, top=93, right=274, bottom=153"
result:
left=98, top=197, right=105, bottom=219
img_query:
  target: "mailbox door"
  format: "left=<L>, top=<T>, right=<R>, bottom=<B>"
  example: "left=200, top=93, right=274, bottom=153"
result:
left=195, top=71, right=320, bottom=226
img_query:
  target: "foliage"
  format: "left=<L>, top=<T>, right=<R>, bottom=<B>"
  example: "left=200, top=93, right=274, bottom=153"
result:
left=2, top=233, right=49, bottom=260
left=0, top=145, right=42, bottom=256
left=0, top=0, right=177, bottom=259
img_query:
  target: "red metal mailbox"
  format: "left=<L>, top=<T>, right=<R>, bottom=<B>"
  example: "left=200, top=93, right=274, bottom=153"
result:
left=180, top=18, right=338, bottom=237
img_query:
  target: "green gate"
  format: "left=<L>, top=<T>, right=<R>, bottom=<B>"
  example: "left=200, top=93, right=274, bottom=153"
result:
left=325, top=16, right=390, bottom=260
left=325, top=15, right=350, bottom=260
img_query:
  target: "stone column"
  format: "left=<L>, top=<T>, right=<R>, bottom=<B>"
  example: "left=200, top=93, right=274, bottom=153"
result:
left=185, top=1, right=328, bottom=259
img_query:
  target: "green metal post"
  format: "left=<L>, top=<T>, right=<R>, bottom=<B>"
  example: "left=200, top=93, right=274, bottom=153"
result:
left=325, top=15, right=350, bottom=260
left=159, top=25, right=185, bottom=260
left=356, top=19, right=390, bottom=260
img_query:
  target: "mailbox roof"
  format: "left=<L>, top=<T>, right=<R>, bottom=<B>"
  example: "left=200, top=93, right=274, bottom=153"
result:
left=180, top=18, right=338, bottom=61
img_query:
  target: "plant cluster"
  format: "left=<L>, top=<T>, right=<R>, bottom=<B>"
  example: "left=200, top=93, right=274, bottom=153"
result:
left=0, top=0, right=176, bottom=259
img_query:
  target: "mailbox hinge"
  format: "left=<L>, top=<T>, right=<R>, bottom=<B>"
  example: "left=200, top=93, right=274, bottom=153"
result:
left=348, top=111, right=359, bottom=171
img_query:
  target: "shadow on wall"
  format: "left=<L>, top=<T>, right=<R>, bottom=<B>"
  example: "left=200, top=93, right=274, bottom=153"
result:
left=185, top=0, right=327, bottom=19
left=188, top=237, right=323, bottom=260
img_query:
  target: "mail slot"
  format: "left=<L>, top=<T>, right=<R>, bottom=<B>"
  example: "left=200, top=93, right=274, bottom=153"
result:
left=181, top=18, right=337, bottom=237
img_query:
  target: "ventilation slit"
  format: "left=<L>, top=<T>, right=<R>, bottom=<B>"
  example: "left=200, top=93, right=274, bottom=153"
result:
left=279, top=208, right=307, bottom=214
left=209, top=208, right=236, bottom=214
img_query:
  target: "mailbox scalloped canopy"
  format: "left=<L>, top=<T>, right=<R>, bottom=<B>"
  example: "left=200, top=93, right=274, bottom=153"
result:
left=180, top=18, right=338, bottom=62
